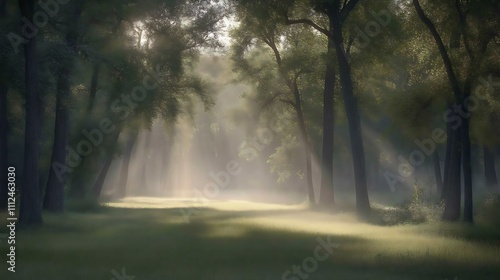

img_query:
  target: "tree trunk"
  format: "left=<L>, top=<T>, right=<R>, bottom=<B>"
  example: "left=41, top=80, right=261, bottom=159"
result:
left=116, top=132, right=138, bottom=198
left=462, top=117, right=473, bottom=223
left=92, top=131, right=121, bottom=199
left=319, top=37, right=335, bottom=206
left=293, top=86, right=315, bottom=205
left=43, top=73, right=70, bottom=212
left=0, top=0, right=5, bottom=15
left=86, top=62, right=101, bottom=113
left=433, top=150, right=443, bottom=192
left=461, top=83, right=473, bottom=223
left=0, top=84, right=7, bottom=210
left=330, top=14, right=370, bottom=217
left=413, top=0, right=471, bottom=222
left=484, top=146, right=498, bottom=188
left=92, top=156, right=113, bottom=199
left=442, top=127, right=462, bottom=221
left=19, top=0, right=43, bottom=226
left=43, top=3, right=83, bottom=212
left=441, top=104, right=453, bottom=201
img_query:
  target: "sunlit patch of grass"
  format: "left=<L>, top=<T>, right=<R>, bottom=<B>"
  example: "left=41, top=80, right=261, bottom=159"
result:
left=1, top=198, right=499, bottom=280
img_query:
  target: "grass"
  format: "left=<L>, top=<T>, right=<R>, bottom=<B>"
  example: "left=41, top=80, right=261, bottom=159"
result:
left=1, top=197, right=500, bottom=280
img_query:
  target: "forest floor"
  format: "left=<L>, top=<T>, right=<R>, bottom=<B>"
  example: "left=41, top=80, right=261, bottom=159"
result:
left=1, top=197, right=500, bottom=280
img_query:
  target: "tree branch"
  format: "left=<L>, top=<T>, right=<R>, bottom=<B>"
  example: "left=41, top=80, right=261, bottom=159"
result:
left=413, top=0, right=462, bottom=102
left=279, top=98, right=297, bottom=110
left=284, top=16, right=334, bottom=41
left=455, top=0, right=474, bottom=60
left=339, top=0, right=361, bottom=24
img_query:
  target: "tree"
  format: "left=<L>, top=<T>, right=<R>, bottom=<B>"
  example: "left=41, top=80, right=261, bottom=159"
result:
left=231, top=6, right=323, bottom=204
left=284, top=0, right=371, bottom=216
left=18, top=0, right=42, bottom=226
left=43, top=1, right=85, bottom=212
left=484, top=146, right=498, bottom=188
left=115, top=130, right=138, bottom=198
left=413, top=0, right=499, bottom=223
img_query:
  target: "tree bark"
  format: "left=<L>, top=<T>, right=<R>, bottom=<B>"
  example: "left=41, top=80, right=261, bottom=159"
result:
left=92, top=132, right=120, bottom=199
left=414, top=0, right=472, bottom=222
left=43, top=72, right=70, bottom=212
left=19, top=0, right=43, bottom=226
left=441, top=104, right=453, bottom=201
left=86, top=62, right=101, bottom=113
left=0, top=0, right=6, bottom=15
left=92, top=156, right=113, bottom=199
left=319, top=37, right=336, bottom=206
left=292, top=83, right=315, bottom=205
left=263, top=36, right=316, bottom=205
left=484, top=146, right=498, bottom=188
left=330, top=13, right=370, bottom=217
left=461, top=80, right=473, bottom=223
left=433, top=150, right=443, bottom=192
left=116, top=131, right=138, bottom=198
left=443, top=126, right=462, bottom=221
left=43, top=3, right=83, bottom=212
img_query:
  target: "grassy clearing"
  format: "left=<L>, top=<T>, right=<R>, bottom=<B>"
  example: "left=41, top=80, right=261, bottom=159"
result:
left=1, top=198, right=500, bottom=280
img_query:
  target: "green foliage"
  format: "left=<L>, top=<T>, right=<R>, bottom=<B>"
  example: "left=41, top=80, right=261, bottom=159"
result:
left=66, top=197, right=106, bottom=213
left=476, top=193, right=500, bottom=226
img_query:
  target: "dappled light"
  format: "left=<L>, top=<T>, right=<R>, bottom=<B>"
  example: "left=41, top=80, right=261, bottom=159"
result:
left=1, top=0, right=500, bottom=279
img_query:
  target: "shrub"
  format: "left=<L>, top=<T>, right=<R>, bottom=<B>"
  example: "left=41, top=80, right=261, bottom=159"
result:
left=476, top=193, right=500, bottom=226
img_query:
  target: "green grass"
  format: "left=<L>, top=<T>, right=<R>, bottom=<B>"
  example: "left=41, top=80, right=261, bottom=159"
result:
left=1, top=197, right=500, bottom=280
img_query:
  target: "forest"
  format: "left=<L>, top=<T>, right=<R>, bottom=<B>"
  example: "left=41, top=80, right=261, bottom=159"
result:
left=0, top=0, right=499, bottom=279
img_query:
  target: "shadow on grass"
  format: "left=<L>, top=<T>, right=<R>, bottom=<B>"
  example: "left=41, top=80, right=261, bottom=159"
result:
left=1, top=203, right=500, bottom=279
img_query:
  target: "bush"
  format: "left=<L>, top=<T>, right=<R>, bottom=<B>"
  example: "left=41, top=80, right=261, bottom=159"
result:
left=66, top=197, right=105, bottom=213
left=476, top=193, right=500, bottom=226
left=372, top=180, right=444, bottom=225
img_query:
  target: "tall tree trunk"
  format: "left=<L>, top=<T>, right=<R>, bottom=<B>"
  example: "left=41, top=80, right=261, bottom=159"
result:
left=43, top=73, right=70, bottom=211
left=319, top=37, right=335, bottom=206
left=433, top=150, right=443, bottom=192
left=413, top=0, right=470, bottom=222
left=0, top=0, right=5, bottom=15
left=116, top=132, right=138, bottom=198
left=330, top=14, right=370, bottom=216
left=264, top=37, right=315, bottom=205
left=43, top=3, right=83, bottom=212
left=441, top=104, right=453, bottom=201
left=462, top=81, right=473, bottom=223
left=484, top=146, right=498, bottom=188
left=0, top=84, right=7, bottom=209
left=93, top=131, right=121, bottom=198
left=443, top=127, right=462, bottom=221
left=19, top=0, right=42, bottom=226
left=462, top=117, right=473, bottom=223
left=86, top=62, right=101, bottom=113
left=92, top=132, right=120, bottom=199
left=92, top=156, right=113, bottom=199
left=293, top=86, right=315, bottom=205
